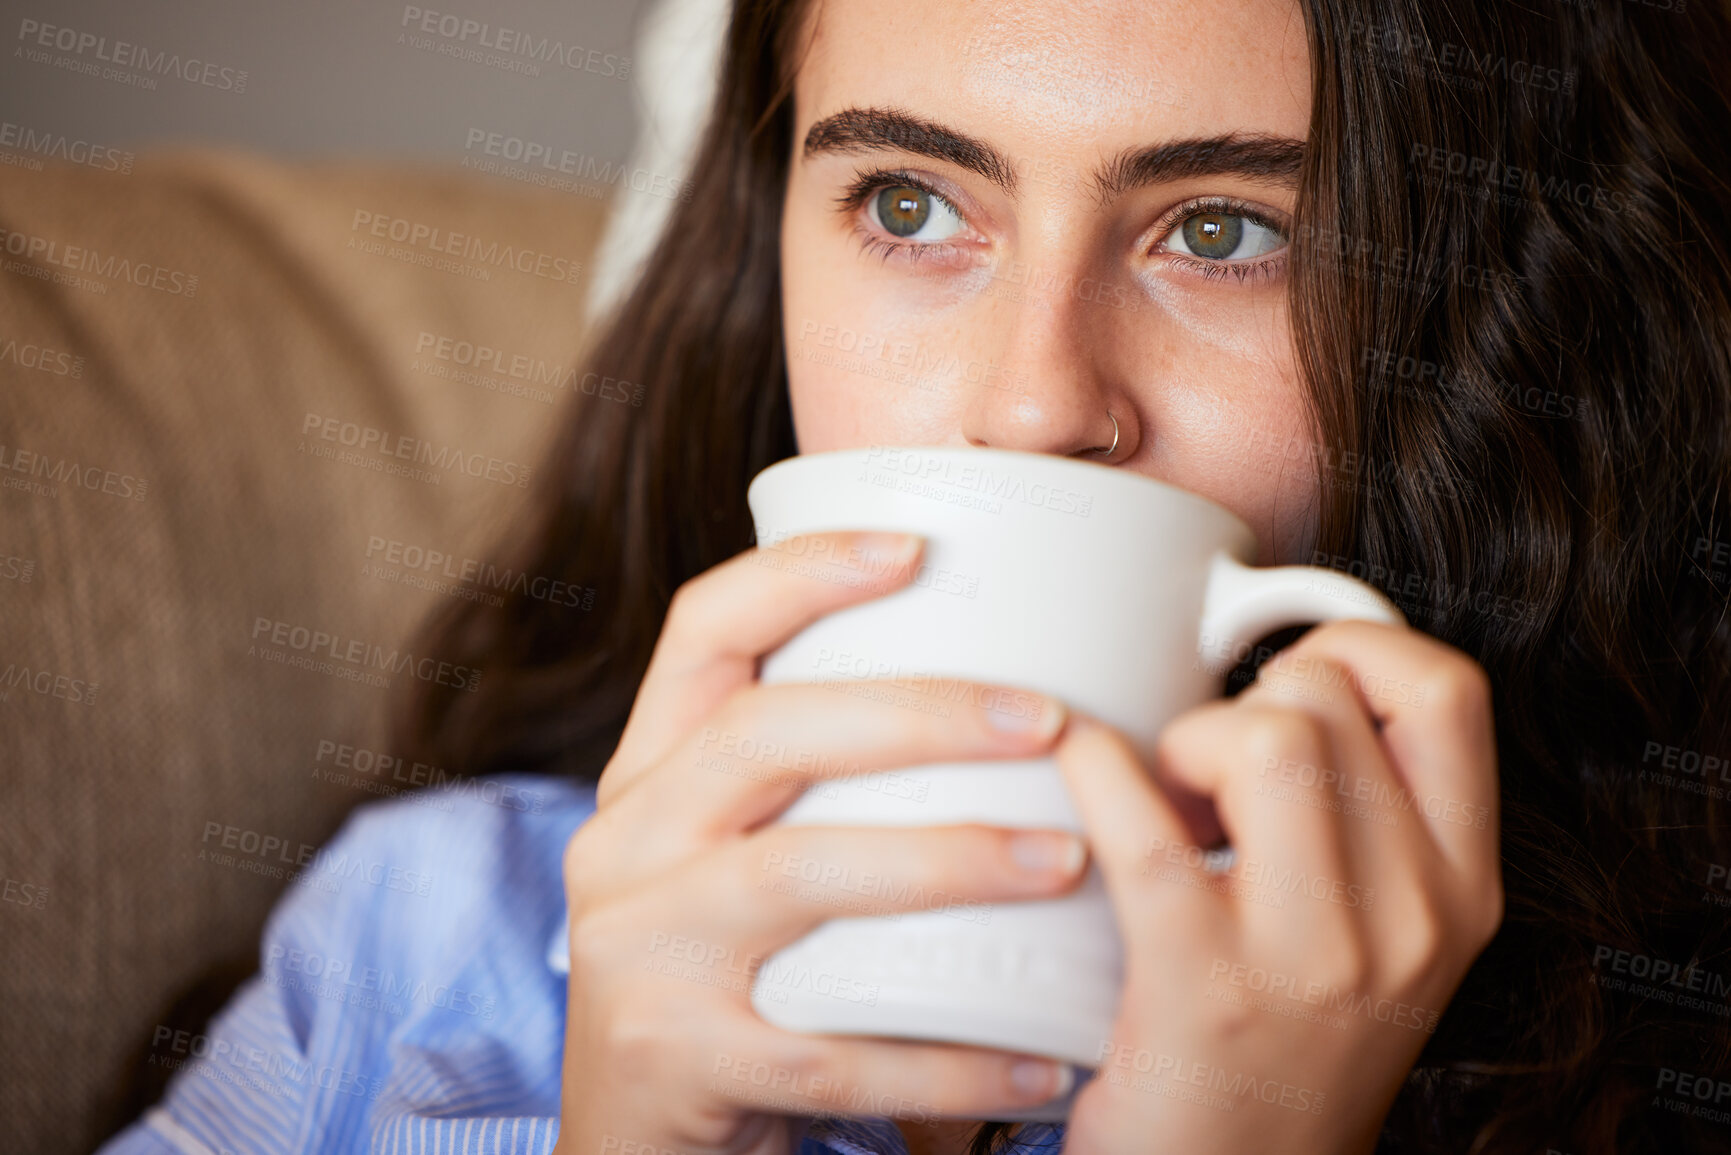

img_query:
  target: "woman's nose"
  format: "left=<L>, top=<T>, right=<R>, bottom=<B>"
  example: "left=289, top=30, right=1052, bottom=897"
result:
left=958, top=272, right=1135, bottom=462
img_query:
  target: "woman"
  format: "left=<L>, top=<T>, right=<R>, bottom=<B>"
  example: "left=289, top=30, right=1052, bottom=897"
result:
left=101, top=0, right=1731, bottom=1151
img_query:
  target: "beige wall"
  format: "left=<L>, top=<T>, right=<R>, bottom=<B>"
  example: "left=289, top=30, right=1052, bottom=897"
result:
left=0, top=0, right=641, bottom=159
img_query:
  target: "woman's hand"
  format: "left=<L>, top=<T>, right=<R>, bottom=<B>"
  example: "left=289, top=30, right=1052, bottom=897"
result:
left=549, top=531, right=1086, bottom=1155
left=1056, top=620, right=1503, bottom=1155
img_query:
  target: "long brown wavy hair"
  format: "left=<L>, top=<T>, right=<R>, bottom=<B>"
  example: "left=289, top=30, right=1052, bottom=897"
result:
left=399, top=0, right=1731, bottom=1150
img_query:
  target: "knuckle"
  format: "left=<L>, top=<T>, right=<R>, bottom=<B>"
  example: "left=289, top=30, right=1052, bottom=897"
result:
left=753, top=824, right=985, bottom=912
left=1237, top=705, right=1331, bottom=768
left=716, top=681, right=774, bottom=736
left=1389, top=893, right=1448, bottom=983
left=802, top=675, right=963, bottom=750
left=733, top=1036, right=840, bottom=1107
left=665, top=574, right=705, bottom=621
left=1304, top=618, right=1398, bottom=655
left=909, top=828, right=985, bottom=895
left=743, top=824, right=868, bottom=903
left=1066, top=713, right=1134, bottom=762
left=942, top=823, right=1014, bottom=880
left=766, top=1035, right=832, bottom=1087
left=980, top=825, right=1036, bottom=885
left=1153, top=700, right=1234, bottom=764
left=659, top=577, right=714, bottom=647
left=567, top=901, right=638, bottom=979
left=1314, top=930, right=1374, bottom=994
left=1422, top=654, right=1493, bottom=718
left=760, top=821, right=820, bottom=866
left=1197, top=974, right=1263, bottom=1035
left=598, top=996, right=684, bottom=1083
left=735, top=828, right=793, bottom=889
left=1300, top=619, right=1355, bottom=646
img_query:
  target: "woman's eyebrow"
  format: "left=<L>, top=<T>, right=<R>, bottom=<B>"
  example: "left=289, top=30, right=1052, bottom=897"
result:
left=802, top=105, right=1304, bottom=201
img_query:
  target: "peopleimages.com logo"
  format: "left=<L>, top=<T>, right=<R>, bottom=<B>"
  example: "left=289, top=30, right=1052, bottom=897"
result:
left=15, top=18, right=249, bottom=92
left=249, top=617, right=482, bottom=693
left=399, top=6, right=629, bottom=78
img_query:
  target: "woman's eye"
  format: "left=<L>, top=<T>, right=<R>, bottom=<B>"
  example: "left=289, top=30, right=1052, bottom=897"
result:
left=1163, top=211, right=1285, bottom=261
left=869, top=185, right=965, bottom=243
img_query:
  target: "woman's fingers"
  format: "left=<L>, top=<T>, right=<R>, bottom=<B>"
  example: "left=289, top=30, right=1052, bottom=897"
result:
left=706, top=1011, right=1073, bottom=1121
left=583, top=993, right=1070, bottom=1132
left=1244, top=621, right=1501, bottom=896
left=1153, top=698, right=1359, bottom=909
left=564, top=824, right=1084, bottom=1145
left=1050, top=714, right=1231, bottom=949
left=599, top=676, right=1067, bottom=868
left=573, top=822, right=1088, bottom=976
left=1140, top=621, right=1503, bottom=1001
left=1232, top=648, right=1428, bottom=872
left=599, top=530, right=927, bottom=806
left=1228, top=657, right=1464, bottom=986
left=697, top=821, right=1088, bottom=955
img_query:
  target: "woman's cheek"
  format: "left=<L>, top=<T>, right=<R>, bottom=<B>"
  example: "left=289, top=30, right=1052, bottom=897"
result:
left=1132, top=266, right=1296, bottom=371
left=1125, top=290, right=1318, bottom=564
left=783, top=276, right=980, bottom=451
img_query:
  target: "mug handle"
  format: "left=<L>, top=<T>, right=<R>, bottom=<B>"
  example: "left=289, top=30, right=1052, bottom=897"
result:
left=1195, top=552, right=1406, bottom=676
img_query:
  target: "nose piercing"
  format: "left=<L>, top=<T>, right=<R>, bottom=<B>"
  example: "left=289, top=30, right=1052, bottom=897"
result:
left=1090, top=411, right=1120, bottom=460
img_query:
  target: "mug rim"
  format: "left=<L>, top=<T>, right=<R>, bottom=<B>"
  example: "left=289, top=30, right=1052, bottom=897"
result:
left=748, top=443, right=1255, bottom=543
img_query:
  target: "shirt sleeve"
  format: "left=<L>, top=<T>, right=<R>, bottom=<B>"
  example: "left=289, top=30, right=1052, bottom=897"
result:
left=96, top=775, right=591, bottom=1155
left=95, top=1111, right=194, bottom=1155
left=93, top=930, right=346, bottom=1153
left=95, top=960, right=567, bottom=1155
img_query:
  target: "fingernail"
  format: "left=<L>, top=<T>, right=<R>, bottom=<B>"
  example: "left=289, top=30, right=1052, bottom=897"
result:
left=985, top=693, right=1066, bottom=739
left=851, top=532, right=922, bottom=571
left=1010, top=1058, right=1072, bottom=1101
left=1010, top=831, right=1086, bottom=876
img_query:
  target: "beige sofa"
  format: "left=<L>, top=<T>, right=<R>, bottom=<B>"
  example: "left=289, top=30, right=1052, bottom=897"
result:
left=0, top=151, right=616, bottom=1153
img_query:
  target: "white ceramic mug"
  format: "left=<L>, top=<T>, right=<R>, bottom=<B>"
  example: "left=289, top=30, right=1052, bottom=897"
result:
left=744, top=445, right=1402, bottom=1119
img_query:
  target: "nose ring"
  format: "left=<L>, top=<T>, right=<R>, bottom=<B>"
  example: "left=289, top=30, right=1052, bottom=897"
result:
left=1091, top=411, right=1120, bottom=460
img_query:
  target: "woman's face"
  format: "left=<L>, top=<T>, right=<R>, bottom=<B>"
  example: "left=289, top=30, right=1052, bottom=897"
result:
left=780, top=0, right=1318, bottom=564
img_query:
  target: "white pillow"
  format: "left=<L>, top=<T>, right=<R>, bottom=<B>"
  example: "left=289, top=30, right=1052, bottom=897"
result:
left=583, top=0, right=732, bottom=328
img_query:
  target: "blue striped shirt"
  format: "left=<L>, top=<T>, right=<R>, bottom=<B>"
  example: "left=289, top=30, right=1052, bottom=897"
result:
left=98, top=775, right=1069, bottom=1155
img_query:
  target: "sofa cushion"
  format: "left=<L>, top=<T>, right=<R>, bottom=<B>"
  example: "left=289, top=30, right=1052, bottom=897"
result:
left=0, top=149, right=612, bottom=1153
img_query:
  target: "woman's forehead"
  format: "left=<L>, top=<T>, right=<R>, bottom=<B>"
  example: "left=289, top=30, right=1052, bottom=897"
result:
left=789, top=0, right=1312, bottom=157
